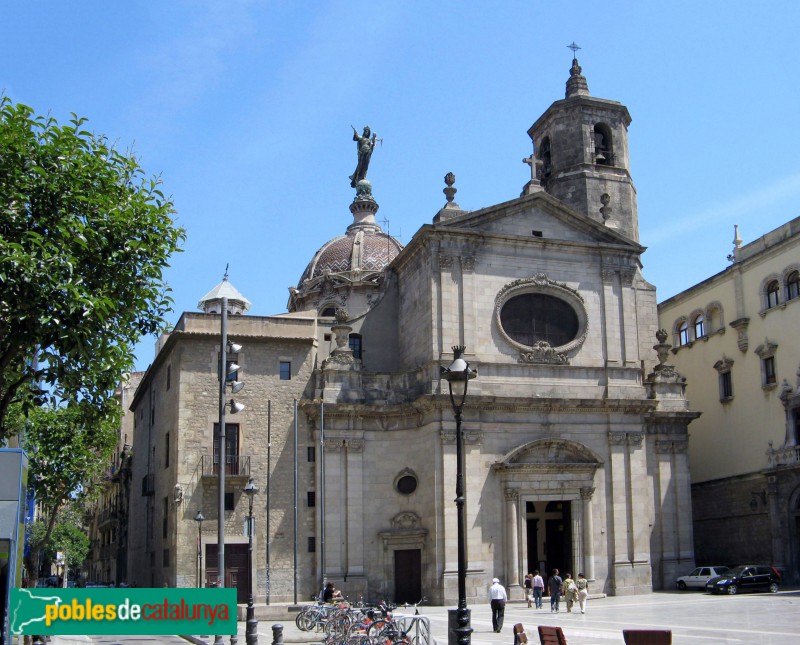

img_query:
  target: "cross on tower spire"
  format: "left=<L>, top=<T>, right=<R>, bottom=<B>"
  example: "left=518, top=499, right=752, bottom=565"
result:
left=567, top=41, right=581, bottom=60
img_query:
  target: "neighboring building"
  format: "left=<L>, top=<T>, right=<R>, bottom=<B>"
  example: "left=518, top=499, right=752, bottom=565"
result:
left=658, top=218, right=800, bottom=582
left=85, top=372, right=142, bottom=585
left=127, top=57, right=698, bottom=603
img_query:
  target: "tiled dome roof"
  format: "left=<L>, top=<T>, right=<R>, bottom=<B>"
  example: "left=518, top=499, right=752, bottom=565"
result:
left=299, top=226, right=403, bottom=285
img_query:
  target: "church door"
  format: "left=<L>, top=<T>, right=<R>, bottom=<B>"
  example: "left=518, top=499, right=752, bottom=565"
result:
left=394, top=549, right=421, bottom=604
left=526, top=501, right=572, bottom=575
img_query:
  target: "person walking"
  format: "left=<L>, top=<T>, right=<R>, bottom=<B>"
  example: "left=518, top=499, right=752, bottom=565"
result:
left=489, top=577, right=508, bottom=633
left=532, top=570, right=544, bottom=609
left=548, top=568, right=563, bottom=613
left=576, top=573, right=589, bottom=614
left=524, top=573, right=533, bottom=608
left=561, top=573, right=577, bottom=613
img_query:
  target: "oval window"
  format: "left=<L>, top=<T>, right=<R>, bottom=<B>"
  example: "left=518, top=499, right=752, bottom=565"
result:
left=500, top=293, right=579, bottom=347
left=396, top=475, right=418, bottom=495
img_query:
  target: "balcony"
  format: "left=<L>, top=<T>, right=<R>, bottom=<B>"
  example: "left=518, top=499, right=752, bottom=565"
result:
left=767, top=444, right=800, bottom=468
left=200, top=454, right=251, bottom=480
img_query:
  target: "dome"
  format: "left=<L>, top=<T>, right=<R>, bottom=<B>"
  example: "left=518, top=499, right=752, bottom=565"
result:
left=299, top=225, right=403, bottom=285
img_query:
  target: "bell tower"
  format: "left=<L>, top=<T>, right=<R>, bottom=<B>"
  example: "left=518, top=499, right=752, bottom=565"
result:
left=528, top=55, right=639, bottom=241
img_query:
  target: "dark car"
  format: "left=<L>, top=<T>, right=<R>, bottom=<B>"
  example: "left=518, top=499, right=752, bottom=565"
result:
left=705, top=565, right=781, bottom=595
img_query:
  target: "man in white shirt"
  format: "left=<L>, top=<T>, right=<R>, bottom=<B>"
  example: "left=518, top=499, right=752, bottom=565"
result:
left=489, top=577, right=508, bottom=633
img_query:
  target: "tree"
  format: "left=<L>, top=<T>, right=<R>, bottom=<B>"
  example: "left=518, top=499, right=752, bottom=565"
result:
left=12, top=401, right=119, bottom=587
left=0, top=97, right=185, bottom=438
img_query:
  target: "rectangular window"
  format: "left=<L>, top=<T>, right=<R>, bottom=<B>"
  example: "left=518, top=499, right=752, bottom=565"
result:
left=308, top=537, right=316, bottom=553
left=163, top=548, right=170, bottom=567
left=307, top=491, right=316, bottom=507
left=764, top=356, right=776, bottom=385
left=307, top=446, right=316, bottom=462
left=164, top=432, right=170, bottom=469
left=719, top=371, right=733, bottom=400
left=225, top=492, right=234, bottom=511
left=280, top=361, right=291, bottom=380
left=349, top=334, right=362, bottom=360
left=162, top=497, right=168, bottom=539
left=166, top=364, right=171, bottom=391
left=213, top=423, right=240, bottom=475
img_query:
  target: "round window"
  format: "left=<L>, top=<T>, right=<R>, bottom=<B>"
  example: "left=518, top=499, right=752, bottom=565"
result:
left=396, top=475, right=418, bottom=495
left=500, top=293, right=579, bottom=348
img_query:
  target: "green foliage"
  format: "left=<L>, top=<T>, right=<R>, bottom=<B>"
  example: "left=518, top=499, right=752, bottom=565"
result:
left=0, top=97, right=185, bottom=438
left=17, top=403, right=118, bottom=585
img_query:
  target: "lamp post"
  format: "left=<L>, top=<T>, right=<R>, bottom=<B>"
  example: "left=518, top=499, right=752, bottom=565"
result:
left=243, top=477, right=259, bottom=603
left=441, top=345, right=477, bottom=645
left=195, top=510, right=205, bottom=588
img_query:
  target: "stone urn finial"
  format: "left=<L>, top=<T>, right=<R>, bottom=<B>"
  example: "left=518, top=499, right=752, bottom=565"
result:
left=653, top=329, right=672, bottom=368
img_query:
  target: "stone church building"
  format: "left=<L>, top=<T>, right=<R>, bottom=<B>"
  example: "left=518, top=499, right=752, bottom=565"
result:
left=126, top=58, right=698, bottom=604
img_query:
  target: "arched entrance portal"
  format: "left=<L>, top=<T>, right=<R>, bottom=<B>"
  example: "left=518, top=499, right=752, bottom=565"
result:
left=526, top=500, right=572, bottom=576
left=493, top=438, right=602, bottom=592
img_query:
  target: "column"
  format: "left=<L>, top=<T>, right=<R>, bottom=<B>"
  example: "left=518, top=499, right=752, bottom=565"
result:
left=505, top=489, right=519, bottom=588
left=345, top=439, right=365, bottom=576
left=620, top=268, right=638, bottom=366
left=571, top=498, right=583, bottom=578
left=580, top=487, right=595, bottom=580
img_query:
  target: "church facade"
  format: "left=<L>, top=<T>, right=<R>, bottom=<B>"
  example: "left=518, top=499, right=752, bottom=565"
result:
left=126, top=58, right=698, bottom=603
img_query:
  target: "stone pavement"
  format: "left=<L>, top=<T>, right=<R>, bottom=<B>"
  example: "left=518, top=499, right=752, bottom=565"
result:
left=217, top=590, right=800, bottom=645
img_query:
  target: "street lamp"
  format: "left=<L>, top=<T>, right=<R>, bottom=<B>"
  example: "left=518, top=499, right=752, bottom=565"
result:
left=243, top=477, right=259, bottom=603
left=440, top=345, right=477, bottom=645
left=195, top=510, right=205, bottom=588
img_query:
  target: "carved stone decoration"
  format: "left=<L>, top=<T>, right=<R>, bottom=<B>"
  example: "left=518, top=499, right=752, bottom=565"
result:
left=620, top=267, right=636, bottom=287
left=599, top=193, right=612, bottom=220
left=713, top=356, right=734, bottom=373
left=729, top=317, right=750, bottom=352
left=655, top=439, right=689, bottom=454
left=461, top=255, right=476, bottom=272
left=518, top=341, right=569, bottom=365
left=754, top=339, right=778, bottom=359
left=608, top=431, right=643, bottom=447
left=440, top=429, right=483, bottom=445
left=601, top=267, right=616, bottom=284
left=391, top=511, right=422, bottom=530
left=504, top=488, right=519, bottom=501
left=438, top=255, right=454, bottom=270
left=580, top=487, right=595, bottom=501
left=443, top=172, right=458, bottom=204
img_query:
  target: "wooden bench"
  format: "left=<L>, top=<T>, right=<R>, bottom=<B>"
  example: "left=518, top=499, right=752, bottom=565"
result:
left=537, top=625, right=567, bottom=645
left=622, top=630, right=672, bottom=645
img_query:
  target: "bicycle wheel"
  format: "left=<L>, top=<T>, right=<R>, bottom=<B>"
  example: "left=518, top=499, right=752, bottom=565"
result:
left=296, top=608, right=316, bottom=631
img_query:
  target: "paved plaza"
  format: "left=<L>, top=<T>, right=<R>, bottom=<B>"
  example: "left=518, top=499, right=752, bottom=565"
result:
left=240, top=590, right=800, bottom=645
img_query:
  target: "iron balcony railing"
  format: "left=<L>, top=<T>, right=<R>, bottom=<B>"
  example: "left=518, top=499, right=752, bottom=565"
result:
left=200, top=454, right=251, bottom=478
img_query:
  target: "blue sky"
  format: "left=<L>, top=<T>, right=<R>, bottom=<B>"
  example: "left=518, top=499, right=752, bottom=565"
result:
left=3, top=1, right=800, bottom=371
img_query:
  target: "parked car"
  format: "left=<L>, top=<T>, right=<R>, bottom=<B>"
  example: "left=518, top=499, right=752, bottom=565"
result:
left=676, top=566, right=731, bottom=590
left=705, top=565, right=781, bottom=595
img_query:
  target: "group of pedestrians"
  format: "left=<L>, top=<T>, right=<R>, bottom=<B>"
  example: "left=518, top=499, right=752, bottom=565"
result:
left=490, top=569, right=590, bottom=633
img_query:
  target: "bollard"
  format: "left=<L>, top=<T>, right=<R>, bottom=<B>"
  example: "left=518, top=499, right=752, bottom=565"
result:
left=271, top=623, right=283, bottom=645
left=246, top=597, right=259, bottom=645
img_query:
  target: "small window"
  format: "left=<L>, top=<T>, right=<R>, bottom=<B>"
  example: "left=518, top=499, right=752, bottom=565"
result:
left=787, top=271, right=800, bottom=301
left=321, top=307, right=336, bottom=317
left=678, top=321, right=689, bottom=346
left=764, top=356, right=776, bottom=385
left=766, top=280, right=780, bottom=309
left=166, top=364, right=171, bottom=390
left=307, top=446, right=316, bottom=462
left=164, top=432, right=170, bottom=469
left=307, top=491, right=316, bottom=507
left=720, top=371, right=733, bottom=400
left=279, top=361, right=291, bottom=381
left=693, top=314, right=705, bottom=340
left=349, top=334, right=362, bottom=360
left=163, top=548, right=170, bottom=567
left=308, top=537, right=316, bottom=553
left=162, top=497, right=169, bottom=538
left=224, top=492, right=234, bottom=511
left=593, top=124, right=613, bottom=165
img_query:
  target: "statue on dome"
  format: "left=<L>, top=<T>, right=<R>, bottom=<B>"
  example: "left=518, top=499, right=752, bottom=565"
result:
left=350, top=125, right=379, bottom=188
